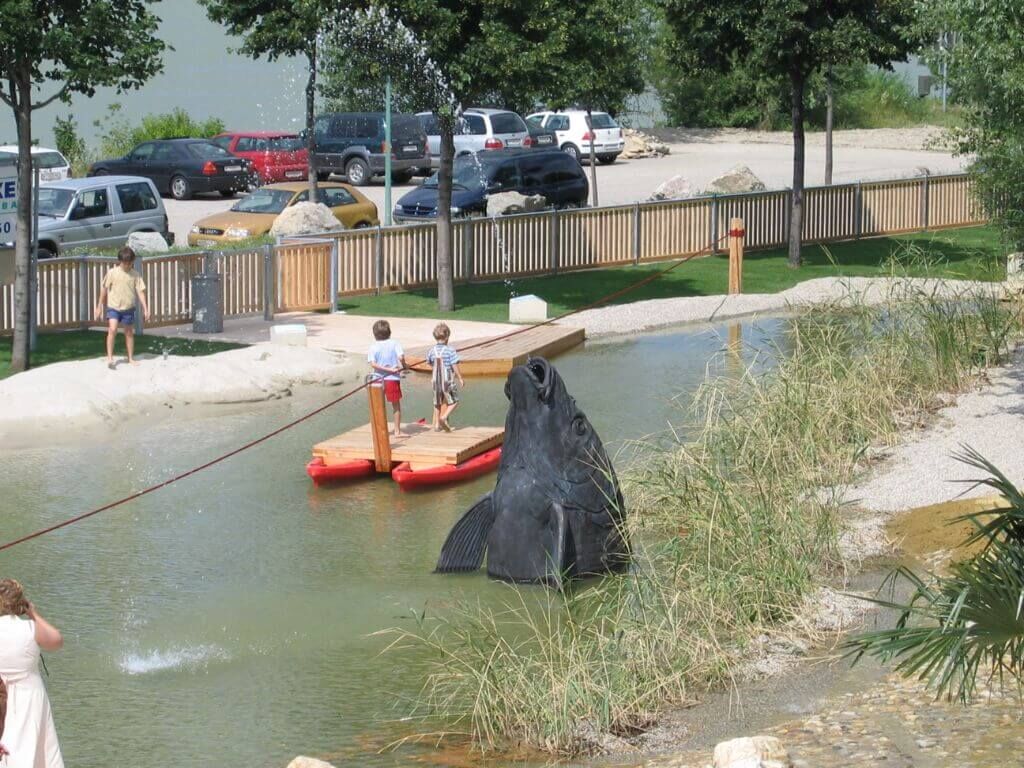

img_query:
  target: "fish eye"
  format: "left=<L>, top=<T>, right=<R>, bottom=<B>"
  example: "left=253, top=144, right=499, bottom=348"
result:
left=572, top=416, right=587, bottom=436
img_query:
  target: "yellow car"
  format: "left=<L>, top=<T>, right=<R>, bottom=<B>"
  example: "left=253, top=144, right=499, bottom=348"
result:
left=187, top=182, right=379, bottom=246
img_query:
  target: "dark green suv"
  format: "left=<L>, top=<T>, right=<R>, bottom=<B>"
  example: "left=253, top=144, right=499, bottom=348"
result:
left=311, top=112, right=427, bottom=186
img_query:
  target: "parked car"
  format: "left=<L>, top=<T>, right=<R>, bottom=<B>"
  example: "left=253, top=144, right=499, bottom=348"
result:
left=211, top=132, right=308, bottom=185
left=187, top=182, right=377, bottom=247
left=524, top=119, right=557, bottom=150
left=311, top=112, right=426, bottom=186
left=20, top=176, right=172, bottom=258
left=393, top=148, right=588, bottom=223
left=526, top=110, right=625, bottom=164
left=0, top=145, right=71, bottom=181
left=88, top=139, right=254, bottom=200
left=415, top=109, right=531, bottom=170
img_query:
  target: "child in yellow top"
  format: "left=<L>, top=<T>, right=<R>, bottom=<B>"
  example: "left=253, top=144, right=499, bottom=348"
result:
left=95, top=247, right=150, bottom=369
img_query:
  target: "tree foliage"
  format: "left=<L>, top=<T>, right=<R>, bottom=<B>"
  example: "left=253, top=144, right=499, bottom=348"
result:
left=0, top=0, right=165, bottom=372
left=659, top=0, right=920, bottom=265
left=921, top=0, right=1024, bottom=249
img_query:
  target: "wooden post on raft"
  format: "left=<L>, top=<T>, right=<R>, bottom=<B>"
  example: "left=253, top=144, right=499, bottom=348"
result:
left=368, top=382, right=392, bottom=472
left=728, top=217, right=745, bottom=295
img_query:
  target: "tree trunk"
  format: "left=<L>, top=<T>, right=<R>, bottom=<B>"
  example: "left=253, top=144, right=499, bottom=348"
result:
left=9, top=83, right=32, bottom=373
left=825, top=67, right=834, bottom=186
left=788, top=70, right=805, bottom=268
left=436, top=118, right=455, bottom=312
left=586, top=107, right=598, bottom=207
left=306, top=47, right=319, bottom=201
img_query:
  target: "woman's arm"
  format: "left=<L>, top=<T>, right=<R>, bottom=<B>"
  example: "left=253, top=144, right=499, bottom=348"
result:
left=27, top=603, right=63, bottom=651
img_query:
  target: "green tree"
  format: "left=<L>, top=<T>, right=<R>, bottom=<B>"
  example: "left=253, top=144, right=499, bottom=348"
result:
left=200, top=0, right=345, bottom=199
left=659, top=0, right=918, bottom=266
left=921, top=0, right=1024, bottom=248
left=0, top=0, right=164, bottom=373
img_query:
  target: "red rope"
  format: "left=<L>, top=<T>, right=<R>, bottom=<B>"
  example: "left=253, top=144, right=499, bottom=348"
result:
left=0, top=235, right=730, bottom=553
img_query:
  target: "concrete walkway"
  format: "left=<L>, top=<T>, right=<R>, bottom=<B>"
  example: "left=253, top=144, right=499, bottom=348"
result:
left=145, top=312, right=523, bottom=355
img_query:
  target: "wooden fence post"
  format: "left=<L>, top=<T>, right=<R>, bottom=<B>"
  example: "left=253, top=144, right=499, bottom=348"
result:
left=854, top=181, right=863, bottom=239
left=461, top=219, right=475, bottom=283
left=549, top=208, right=560, bottom=275
left=728, top=217, right=745, bottom=295
left=77, top=257, right=89, bottom=328
left=374, top=226, right=384, bottom=295
left=710, top=194, right=719, bottom=253
left=921, top=172, right=930, bottom=232
left=633, top=202, right=642, bottom=265
left=262, top=244, right=274, bottom=321
left=329, top=239, right=339, bottom=313
left=368, top=382, right=392, bottom=472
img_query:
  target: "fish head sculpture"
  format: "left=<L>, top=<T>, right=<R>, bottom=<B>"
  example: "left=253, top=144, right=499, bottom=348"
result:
left=436, top=357, right=628, bottom=587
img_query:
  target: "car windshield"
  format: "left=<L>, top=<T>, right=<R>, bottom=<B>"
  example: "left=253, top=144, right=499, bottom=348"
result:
left=231, top=189, right=294, bottom=214
left=37, top=187, right=75, bottom=217
left=424, top=155, right=494, bottom=190
left=187, top=142, right=233, bottom=160
left=268, top=136, right=303, bottom=151
left=587, top=113, right=617, bottom=129
left=0, top=150, right=67, bottom=169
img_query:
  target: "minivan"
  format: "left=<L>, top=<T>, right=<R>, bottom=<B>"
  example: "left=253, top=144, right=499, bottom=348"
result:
left=393, top=149, right=588, bottom=222
left=312, top=112, right=427, bottom=186
left=33, top=176, right=171, bottom=257
left=415, top=109, right=531, bottom=170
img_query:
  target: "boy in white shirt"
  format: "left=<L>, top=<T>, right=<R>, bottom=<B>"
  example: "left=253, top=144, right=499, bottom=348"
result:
left=367, top=319, right=406, bottom=436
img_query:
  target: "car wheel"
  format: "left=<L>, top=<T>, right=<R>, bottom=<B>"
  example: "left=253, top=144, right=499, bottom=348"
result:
left=561, top=143, right=581, bottom=163
left=354, top=222, right=371, bottom=229
left=391, top=170, right=413, bottom=184
left=597, top=154, right=616, bottom=165
left=170, top=175, right=192, bottom=201
left=219, top=190, right=236, bottom=198
left=38, top=246, right=56, bottom=259
left=345, top=158, right=370, bottom=186
left=92, top=169, right=108, bottom=176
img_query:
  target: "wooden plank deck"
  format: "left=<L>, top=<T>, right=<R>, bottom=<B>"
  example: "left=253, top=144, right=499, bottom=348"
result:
left=406, top=324, right=585, bottom=377
left=313, top=421, right=504, bottom=468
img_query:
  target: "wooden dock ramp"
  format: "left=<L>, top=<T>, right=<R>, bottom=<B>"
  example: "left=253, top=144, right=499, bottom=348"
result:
left=313, top=421, right=504, bottom=471
left=407, top=324, right=585, bottom=377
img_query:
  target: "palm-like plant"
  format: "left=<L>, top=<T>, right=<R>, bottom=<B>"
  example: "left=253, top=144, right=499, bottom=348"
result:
left=845, top=446, right=1024, bottom=701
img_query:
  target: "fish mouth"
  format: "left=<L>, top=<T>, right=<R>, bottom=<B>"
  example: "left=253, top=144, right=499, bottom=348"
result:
left=504, top=356, right=553, bottom=404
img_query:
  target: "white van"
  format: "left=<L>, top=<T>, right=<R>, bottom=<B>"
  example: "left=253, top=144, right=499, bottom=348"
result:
left=0, top=146, right=72, bottom=182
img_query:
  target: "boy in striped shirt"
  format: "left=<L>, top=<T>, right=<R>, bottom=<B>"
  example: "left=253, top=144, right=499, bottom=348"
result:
left=427, top=323, right=465, bottom=432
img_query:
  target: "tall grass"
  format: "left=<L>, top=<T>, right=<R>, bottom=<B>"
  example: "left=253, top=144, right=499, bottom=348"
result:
left=389, top=285, right=1023, bottom=756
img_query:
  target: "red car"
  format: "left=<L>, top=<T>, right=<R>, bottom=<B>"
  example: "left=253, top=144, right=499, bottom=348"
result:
left=212, top=132, right=308, bottom=184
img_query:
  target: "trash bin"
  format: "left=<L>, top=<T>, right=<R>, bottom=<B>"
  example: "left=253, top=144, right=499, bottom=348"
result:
left=191, top=272, right=223, bottom=333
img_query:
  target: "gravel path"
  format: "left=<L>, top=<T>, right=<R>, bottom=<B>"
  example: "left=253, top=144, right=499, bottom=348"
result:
left=559, top=276, right=999, bottom=337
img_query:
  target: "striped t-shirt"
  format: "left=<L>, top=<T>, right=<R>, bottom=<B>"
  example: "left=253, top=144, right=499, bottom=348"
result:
left=427, top=343, right=459, bottom=373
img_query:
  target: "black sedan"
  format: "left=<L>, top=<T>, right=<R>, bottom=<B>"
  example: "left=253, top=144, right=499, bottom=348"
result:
left=88, top=139, right=254, bottom=200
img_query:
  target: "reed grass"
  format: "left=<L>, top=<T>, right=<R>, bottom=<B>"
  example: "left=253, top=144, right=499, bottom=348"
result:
left=389, top=283, right=1024, bottom=756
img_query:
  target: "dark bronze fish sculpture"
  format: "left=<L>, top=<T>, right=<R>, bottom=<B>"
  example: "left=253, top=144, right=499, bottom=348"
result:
left=436, top=357, right=628, bottom=586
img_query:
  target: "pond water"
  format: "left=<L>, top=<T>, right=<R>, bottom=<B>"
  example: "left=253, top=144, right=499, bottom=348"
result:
left=0, top=318, right=788, bottom=768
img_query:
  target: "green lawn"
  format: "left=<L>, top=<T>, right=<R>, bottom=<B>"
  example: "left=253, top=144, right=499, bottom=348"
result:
left=337, top=226, right=1004, bottom=323
left=1, top=331, right=243, bottom=380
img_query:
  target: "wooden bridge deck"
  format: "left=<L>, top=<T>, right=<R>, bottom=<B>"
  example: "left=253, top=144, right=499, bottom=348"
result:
left=313, top=421, right=504, bottom=468
left=406, top=324, right=585, bottom=377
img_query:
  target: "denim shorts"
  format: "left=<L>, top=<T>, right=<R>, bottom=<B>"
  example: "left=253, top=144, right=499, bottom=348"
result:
left=105, top=307, right=135, bottom=325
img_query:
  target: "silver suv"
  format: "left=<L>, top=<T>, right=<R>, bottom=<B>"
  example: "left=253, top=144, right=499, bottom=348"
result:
left=416, top=108, right=530, bottom=169
left=34, top=176, right=171, bottom=258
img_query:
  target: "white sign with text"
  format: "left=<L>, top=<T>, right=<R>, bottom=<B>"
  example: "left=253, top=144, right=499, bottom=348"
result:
left=0, top=172, right=15, bottom=239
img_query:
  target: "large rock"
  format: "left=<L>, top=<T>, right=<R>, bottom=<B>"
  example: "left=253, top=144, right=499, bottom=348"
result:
left=486, top=191, right=547, bottom=217
left=285, top=758, right=336, bottom=768
left=127, top=231, right=169, bottom=254
left=622, top=128, right=670, bottom=160
left=649, top=174, right=694, bottom=201
left=270, top=202, right=343, bottom=238
left=705, top=165, right=767, bottom=195
left=713, top=736, right=792, bottom=768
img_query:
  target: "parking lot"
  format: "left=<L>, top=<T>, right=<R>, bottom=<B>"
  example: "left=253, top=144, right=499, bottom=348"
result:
left=165, top=137, right=967, bottom=245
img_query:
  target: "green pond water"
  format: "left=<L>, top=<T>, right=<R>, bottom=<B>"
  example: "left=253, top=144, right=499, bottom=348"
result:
left=0, top=318, right=787, bottom=768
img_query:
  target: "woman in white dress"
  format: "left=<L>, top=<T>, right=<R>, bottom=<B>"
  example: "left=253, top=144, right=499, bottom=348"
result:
left=0, top=580, right=64, bottom=768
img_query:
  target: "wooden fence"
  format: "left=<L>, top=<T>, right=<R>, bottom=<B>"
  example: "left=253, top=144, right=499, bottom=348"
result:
left=0, top=172, right=986, bottom=336
left=306, top=172, right=985, bottom=298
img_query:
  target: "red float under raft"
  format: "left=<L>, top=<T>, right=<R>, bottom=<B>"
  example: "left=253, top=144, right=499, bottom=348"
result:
left=308, top=387, right=504, bottom=489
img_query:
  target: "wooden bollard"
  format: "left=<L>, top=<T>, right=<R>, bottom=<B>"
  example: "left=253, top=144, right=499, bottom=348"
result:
left=368, top=382, right=392, bottom=472
left=728, top=217, right=745, bottom=295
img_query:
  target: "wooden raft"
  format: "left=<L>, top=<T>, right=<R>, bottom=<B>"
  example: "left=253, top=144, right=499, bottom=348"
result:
left=313, top=420, right=504, bottom=471
left=406, top=324, right=585, bottom=377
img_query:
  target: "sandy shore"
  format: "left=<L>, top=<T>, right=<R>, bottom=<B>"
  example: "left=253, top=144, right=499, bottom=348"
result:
left=559, top=276, right=999, bottom=337
left=0, top=345, right=362, bottom=447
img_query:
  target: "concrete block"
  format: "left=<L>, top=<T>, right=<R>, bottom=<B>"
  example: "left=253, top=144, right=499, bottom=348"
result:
left=270, top=323, right=308, bottom=347
left=509, top=294, right=547, bottom=323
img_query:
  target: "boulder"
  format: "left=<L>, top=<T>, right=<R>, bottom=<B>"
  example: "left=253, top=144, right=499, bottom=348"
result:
left=705, top=165, right=767, bottom=195
left=649, top=175, right=694, bottom=202
left=270, top=202, right=343, bottom=238
left=622, top=128, right=671, bottom=159
left=285, top=757, right=336, bottom=768
left=486, top=191, right=547, bottom=217
left=713, top=736, right=792, bottom=768
left=126, top=231, right=169, bottom=254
